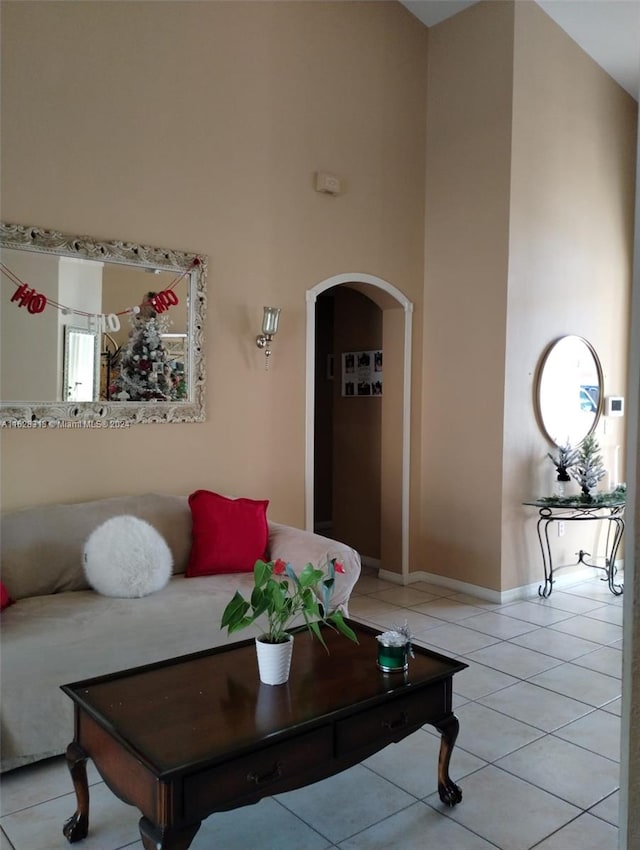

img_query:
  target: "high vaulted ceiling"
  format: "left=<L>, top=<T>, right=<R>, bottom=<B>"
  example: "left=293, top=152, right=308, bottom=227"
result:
left=401, top=0, right=640, bottom=101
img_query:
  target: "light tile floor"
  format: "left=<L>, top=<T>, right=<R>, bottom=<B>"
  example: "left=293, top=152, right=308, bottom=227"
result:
left=0, top=569, right=623, bottom=850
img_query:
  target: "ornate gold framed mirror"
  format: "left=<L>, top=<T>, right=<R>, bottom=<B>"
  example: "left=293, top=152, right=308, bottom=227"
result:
left=0, top=223, right=207, bottom=424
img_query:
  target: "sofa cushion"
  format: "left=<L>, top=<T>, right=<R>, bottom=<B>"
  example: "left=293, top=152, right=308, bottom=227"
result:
left=0, top=493, right=192, bottom=601
left=186, top=490, right=269, bottom=576
left=84, top=515, right=173, bottom=598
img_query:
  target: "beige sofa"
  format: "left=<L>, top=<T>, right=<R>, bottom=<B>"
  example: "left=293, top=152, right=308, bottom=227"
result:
left=0, top=493, right=361, bottom=773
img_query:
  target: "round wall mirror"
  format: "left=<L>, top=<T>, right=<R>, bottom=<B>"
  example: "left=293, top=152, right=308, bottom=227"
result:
left=535, top=335, right=604, bottom=447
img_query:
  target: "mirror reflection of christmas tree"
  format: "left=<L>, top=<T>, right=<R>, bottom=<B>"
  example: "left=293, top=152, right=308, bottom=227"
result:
left=112, top=292, right=186, bottom=401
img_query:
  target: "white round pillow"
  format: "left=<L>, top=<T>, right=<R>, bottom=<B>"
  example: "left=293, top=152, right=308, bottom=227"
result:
left=83, top=515, right=173, bottom=598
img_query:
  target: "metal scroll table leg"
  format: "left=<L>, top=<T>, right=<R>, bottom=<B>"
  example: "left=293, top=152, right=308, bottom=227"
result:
left=62, top=742, right=89, bottom=843
left=606, top=517, right=624, bottom=596
left=536, top=517, right=554, bottom=598
left=433, top=713, right=463, bottom=807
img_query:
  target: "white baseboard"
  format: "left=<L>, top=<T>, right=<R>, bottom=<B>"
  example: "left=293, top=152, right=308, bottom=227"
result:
left=378, top=568, right=506, bottom=602
left=377, top=562, right=622, bottom=604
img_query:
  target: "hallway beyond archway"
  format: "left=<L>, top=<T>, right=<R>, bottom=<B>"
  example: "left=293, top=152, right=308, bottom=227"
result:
left=305, top=273, right=413, bottom=579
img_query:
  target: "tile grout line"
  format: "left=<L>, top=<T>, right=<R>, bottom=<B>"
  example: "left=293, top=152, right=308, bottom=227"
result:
left=0, top=825, right=17, bottom=850
left=494, top=758, right=619, bottom=819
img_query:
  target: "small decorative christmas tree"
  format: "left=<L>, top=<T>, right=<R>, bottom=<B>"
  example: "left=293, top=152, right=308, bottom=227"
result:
left=547, top=441, right=579, bottom=483
left=113, top=293, right=180, bottom=402
left=570, top=434, right=606, bottom=499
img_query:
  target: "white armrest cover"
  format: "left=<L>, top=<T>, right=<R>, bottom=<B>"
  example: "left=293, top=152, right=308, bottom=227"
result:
left=267, top=521, right=361, bottom=615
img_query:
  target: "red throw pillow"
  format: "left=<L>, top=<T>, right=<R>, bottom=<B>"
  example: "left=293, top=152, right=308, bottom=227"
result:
left=0, top=581, right=12, bottom=611
left=186, top=490, right=269, bottom=577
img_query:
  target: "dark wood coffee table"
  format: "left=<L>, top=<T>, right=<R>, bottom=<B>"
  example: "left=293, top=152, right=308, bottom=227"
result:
left=61, top=620, right=467, bottom=849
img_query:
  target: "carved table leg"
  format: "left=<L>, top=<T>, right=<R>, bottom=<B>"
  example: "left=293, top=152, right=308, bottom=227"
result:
left=433, top=713, right=463, bottom=807
left=139, top=817, right=201, bottom=850
left=62, top=742, right=90, bottom=843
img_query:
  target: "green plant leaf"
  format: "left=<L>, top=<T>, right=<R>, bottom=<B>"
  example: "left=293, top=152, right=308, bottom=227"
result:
left=228, top=616, right=255, bottom=634
left=299, top=563, right=323, bottom=587
left=253, top=559, right=271, bottom=588
left=327, top=610, right=359, bottom=643
left=221, top=591, right=249, bottom=629
left=308, top=618, right=329, bottom=651
left=250, top=589, right=269, bottom=620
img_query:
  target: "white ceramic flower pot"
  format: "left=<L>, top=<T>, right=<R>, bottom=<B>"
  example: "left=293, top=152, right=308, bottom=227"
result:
left=255, top=634, right=294, bottom=685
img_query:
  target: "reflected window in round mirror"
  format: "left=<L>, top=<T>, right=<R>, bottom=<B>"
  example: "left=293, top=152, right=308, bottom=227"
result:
left=535, top=335, right=604, bottom=447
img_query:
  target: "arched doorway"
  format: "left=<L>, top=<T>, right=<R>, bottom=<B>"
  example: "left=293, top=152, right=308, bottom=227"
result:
left=305, top=273, right=413, bottom=580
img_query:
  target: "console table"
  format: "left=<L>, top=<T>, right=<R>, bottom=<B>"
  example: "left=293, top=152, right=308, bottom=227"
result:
left=523, top=498, right=625, bottom=598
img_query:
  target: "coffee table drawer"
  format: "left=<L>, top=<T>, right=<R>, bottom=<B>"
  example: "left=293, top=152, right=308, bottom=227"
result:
left=336, top=684, right=446, bottom=756
left=183, top=727, right=332, bottom=819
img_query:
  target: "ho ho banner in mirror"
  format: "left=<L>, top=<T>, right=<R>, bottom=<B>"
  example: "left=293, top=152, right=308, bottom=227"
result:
left=0, top=222, right=207, bottom=425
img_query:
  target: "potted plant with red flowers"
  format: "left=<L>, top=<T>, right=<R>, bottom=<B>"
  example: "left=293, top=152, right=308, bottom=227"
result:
left=221, top=556, right=358, bottom=684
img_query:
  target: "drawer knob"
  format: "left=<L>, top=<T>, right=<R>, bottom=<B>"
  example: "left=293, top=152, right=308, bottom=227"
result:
left=383, top=711, right=409, bottom=731
left=247, top=761, right=284, bottom=786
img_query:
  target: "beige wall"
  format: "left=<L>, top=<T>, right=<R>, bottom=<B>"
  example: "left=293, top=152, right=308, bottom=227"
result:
left=421, top=0, right=636, bottom=592
left=0, top=0, right=635, bottom=596
left=504, top=0, right=636, bottom=591
left=0, top=2, right=428, bottom=525
left=422, top=0, right=515, bottom=591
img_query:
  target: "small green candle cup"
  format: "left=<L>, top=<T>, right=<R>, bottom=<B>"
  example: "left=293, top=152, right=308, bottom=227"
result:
left=376, top=628, right=412, bottom=673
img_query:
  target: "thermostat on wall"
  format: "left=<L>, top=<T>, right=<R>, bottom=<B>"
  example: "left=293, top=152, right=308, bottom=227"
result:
left=605, top=396, right=625, bottom=417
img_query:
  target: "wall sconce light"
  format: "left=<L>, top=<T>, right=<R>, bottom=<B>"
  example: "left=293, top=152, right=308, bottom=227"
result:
left=256, top=306, right=281, bottom=366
